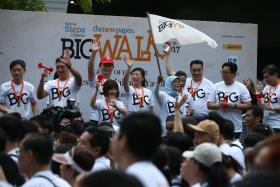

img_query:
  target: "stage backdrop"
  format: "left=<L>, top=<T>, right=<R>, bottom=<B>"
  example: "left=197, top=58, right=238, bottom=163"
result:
left=0, top=9, right=258, bottom=120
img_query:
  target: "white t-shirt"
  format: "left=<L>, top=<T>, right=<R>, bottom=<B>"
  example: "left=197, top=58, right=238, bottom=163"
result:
left=184, top=78, right=215, bottom=119
left=262, top=84, right=280, bottom=129
left=7, top=148, right=19, bottom=164
left=125, top=86, right=154, bottom=112
left=156, top=91, right=189, bottom=136
left=208, top=81, right=251, bottom=132
left=44, top=77, right=80, bottom=108
left=94, top=99, right=125, bottom=127
left=89, top=77, right=121, bottom=121
left=22, top=170, right=71, bottom=187
left=126, top=161, right=169, bottom=187
left=0, top=80, right=36, bottom=118
left=91, top=156, right=111, bottom=172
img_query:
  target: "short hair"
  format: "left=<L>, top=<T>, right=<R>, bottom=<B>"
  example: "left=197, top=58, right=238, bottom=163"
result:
left=119, top=112, right=162, bottom=160
left=20, top=120, right=39, bottom=140
left=222, top=62, right=238, bottom=74
left=10, top=59, right=26, bottom=70
left=175, top=71, right=187, bottom=78
left=78, top=170, right=144, bottom=187
left=167, top=132, right=193, bottom=153
left=262, top=64, right=279, bottom=76
left=243, top=133, right=265, bottom=149
left=131, top=67, right=146, bottom=87
left=250, top=106, right=264, bottom=122
left=222, top=119, right=235, bottom=140
left=30, top=115, right=54, bottom=133
left=165, top=146, right=182, bottom=176
left=21, top=133, right=53, bottom=165
left=190, top=60, right=204, bottom=68
left=0, top=129, right=7, bottom=152
left=0, top=116, right=22, bottom=142
left=86, top=127, right=110, bottom=155
left=102, top=79, right=119, bottom=98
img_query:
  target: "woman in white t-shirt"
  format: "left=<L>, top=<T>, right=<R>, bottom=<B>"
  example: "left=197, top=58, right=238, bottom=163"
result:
left=122, top=56, right=154, bottom=113
left=90, top=80, right=127, bottom=129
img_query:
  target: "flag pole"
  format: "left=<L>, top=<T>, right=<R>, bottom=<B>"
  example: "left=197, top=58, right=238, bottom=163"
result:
left=146, top=12, right=162, bottom=76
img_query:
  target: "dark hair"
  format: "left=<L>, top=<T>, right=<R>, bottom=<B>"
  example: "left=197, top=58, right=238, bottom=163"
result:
left=30, top=115, right=54, bottom=134
left=262, top=64, right=279, bottom=76
left=0, top=116, right=22, bottom=142
left=167, top=132, right=193, bottom=153
left=131, top=67, right=146, bottom=87
left=78, top=170, right=144, bottom=187
left=165, top=146, right=183, bottom=176
left=243, top=133, right=265, bottom=149
left=10, top=59, right=26, bottom=70
left=175, top=71, right=187, bottom=78
left=190, top=60, right=204, bottom=68
left=222, top=62, right=238, bottom=74
left=71, top=147, right=95, bottom=173
left=64, top=120, right=85, bottom=137
left=250, top=106, right=264, bottom=122
left=86, top=127, right=110, bottom=155
left=55, top=56, right=63, bottom=64
left=21, top=133, right=53, bottom=165
left=6, top=112, right=22, bottom=120
left=0, top=129, right=7, bottom=152
left=222, top=154, right=243, bottom=174
left=20, top=120, right=39, bottom=140
left=119, top=112, right=162, bottom=160
left=207, top=111, right=225, bottom=135
left=102, top=79, right=119, bottom=98
left=152, top=148, right=171, bottom=183
left=195, top=159, right=230, bottom=187
left=222, top=119, right=235, bottom=140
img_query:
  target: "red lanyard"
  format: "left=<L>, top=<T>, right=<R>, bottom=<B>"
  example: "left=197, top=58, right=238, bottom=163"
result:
left=57, top=77, right=70, bottom=100
left=105, top=98, right=114, bottom=122
left=190, top=79, right=202, bottom=97
left=268, top=81, right=280, bottom=103
left=11, top=80, right=24, bottom=107
left=133, top=85, right=144, bottom=107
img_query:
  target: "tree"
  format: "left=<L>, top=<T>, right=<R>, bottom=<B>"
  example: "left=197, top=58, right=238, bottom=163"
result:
left=80, top=0, right=111, bottom=14
left=0, top=0, right=46, bottom=11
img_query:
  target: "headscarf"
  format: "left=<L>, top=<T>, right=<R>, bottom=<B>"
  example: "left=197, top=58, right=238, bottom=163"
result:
left=165, top=75, right=179, bottom=98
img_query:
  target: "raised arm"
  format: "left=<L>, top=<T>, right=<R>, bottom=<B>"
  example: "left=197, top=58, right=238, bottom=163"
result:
left=88, top=37, right=101, bottom=82
left=164, top=43, right=176, bottom=76
left=61, top=49, right=82, bottom=87
left=122, top=56, right=133, bottom=92
left=37, top=69, right=49, bottom=99
left=154, top=75, right=164, bottom=105
left=90, top=88, right=98, bottom=108
left=173, top=96, right=186, bottom=133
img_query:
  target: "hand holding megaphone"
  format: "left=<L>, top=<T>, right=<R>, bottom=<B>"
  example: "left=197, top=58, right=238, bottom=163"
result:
left=38, top=63, right=53, bottom=72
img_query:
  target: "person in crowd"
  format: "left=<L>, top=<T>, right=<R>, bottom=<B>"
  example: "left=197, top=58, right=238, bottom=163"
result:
left=52, top=146, right=95, bottom=186
left=90, top=80, right=126, bottom=129
left=18, top=133, right=71, bottom=187
left=243, top=78, right=257, bottom=105
left=37, top=49, right=82, bottom=108
left=111, top=112, right=169, bottom=187
left=181, top=143, right=230, bottom=187
left=0, top=60, right=38, bottom=118
left=258, top=64, right=280, bottom=133
left=122, top=56, right=154, bottom=113
left=74, top=170, right=144, bottom=187
left=154, top=75, right=189, bottom=136
left=87, top=37, right=120, bottom=124
left=207, top=62, right=251, bottom=138
left=77, top=127, right=111, bottom=172
left=29, top=114, right=54, bottom=135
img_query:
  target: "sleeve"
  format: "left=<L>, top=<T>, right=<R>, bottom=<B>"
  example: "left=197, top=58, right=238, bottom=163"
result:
left=0, top=85, right=5, bottom=103
left=94, top=99, right=102, bottom=109
left=186, top=92, right=193, bottom=109
left=43, top=80, right=52, bottom=94
left=28, top=85, right=37, bottom=104
left=149, top=90, right=155, bottom=107
left=241, top=85, right=252, bottom=103
left=89, top=77, right=96, bottom=88
left=117, top=100, right=126, bottom=109
left=207, top=86, right=217, bottom=103
left=70, top=77, right=81, bottom=92
left=125, top=86, right=132, bottom=98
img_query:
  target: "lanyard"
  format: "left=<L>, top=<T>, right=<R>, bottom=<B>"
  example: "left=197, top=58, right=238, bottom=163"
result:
left=10, top=80, right=24, bottom=107
left=268, top=81, right=280, bottom=103
left=57, top=77, right=70, bottom=100
left=133, top=85, right=144, bottom=107
left=190, top=79, right=202, bottom=97
left=105, top=98, right=114, bottom=123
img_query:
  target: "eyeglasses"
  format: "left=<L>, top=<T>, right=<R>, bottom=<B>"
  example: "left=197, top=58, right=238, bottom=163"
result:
left=220, top=71, right=232, bottom=74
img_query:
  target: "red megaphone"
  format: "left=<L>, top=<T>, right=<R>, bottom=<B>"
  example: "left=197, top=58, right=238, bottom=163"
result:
left=97, top=74, right=104, bottom=82
left=38, top=63, right=53, bottom=72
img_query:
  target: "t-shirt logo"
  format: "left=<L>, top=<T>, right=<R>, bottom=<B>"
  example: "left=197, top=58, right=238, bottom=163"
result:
left=132, top=94, right=150, bottom=106
left=7, top=92, right=29, bottom=106
left=50, top=87, right=71, bottom=100
left=264, top=93, right=277, bottom=103
left=100, top=109, right=121, bottom=121
left=217, top=91, right=239, bottom=102
left=167, top=101, right=183, bottom=114
left=187, top=88, right=206, bottom=100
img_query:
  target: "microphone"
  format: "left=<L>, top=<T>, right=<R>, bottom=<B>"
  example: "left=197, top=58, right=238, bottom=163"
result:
left=38, top=63, right=53, bottom=72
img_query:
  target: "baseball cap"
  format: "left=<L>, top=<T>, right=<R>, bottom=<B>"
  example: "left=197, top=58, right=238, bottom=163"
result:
left=189, top=120, right=220, bottom=142
left=183, top=143, right=222, bottom=167
left=100, top=56, right=114, bottom=66
left=220, top=143, right=245, bottom=169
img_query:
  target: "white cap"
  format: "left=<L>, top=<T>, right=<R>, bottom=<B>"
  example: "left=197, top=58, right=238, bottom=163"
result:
left=183, top=143, right=222, bottom=167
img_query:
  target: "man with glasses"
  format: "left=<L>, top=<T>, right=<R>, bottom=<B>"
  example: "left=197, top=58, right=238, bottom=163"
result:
left=0, top=60, right=38, bottom=118
left=208, top=62, right=251, bottom=138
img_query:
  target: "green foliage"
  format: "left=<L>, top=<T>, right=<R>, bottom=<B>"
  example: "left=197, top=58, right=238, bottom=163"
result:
left=80, top=0, right=111, bottom=14
left=0, top=0, right=46, bottom=11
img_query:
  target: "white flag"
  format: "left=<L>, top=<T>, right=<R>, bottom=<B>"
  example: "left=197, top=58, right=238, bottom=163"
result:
left=148, top=14, right=218, bottom=48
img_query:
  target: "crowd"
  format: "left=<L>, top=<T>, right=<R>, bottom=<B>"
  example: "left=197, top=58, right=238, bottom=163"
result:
left=0, top=37, right=279, bottom=187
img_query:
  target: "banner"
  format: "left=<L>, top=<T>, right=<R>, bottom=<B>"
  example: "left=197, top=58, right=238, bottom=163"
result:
left=0, top=10, right=258, bottom=120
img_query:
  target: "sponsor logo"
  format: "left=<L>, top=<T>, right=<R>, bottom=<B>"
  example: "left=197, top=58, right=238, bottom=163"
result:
left=93, top=25, right=135, bottom=34
left=64, top=22, right=86, bottom=37
left=223, top=44, right=242, bottom=50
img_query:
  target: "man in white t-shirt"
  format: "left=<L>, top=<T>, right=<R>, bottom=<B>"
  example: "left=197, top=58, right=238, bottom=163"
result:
left=37, top=49, right=82, bottom=108
left=87, top=37, right=121, bottom=123
left=112, top=112, right=169, bottom=187
left=208, top=62, right=251, bottom=138
left=258, top=64, right=280, bottom=133
left=0, top=60, right=38, bottom=118
left=19, top=133, right=71, bottom=187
